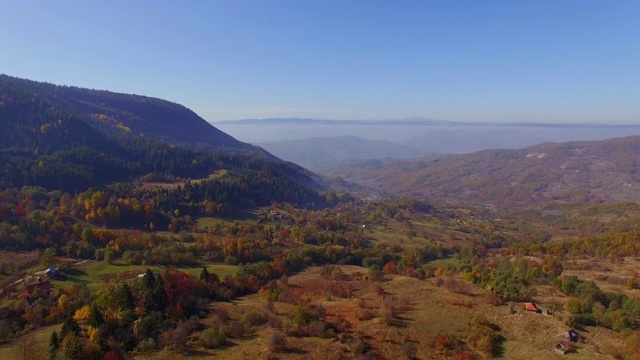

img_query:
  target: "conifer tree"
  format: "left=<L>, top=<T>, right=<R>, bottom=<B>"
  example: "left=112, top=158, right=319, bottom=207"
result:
left=142, top=269, right=155, bottom=290
left=116, top=283, right=135, bottom=311
left=60, top=317, right=80, bottom=338
left=200, top=267, right=210, bottom=282
left=89, top=303, right=104, bottom=328
left=48, top=330, right=59, bottom=360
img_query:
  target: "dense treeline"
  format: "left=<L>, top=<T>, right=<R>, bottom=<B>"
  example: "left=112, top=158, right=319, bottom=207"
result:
left=506, top=231, right=640, bottom=258
left=2, top=74, right=246, bottom=149
left=0, top=77, right=328, bottom=211
left=0, top=181, right=331, bottom=259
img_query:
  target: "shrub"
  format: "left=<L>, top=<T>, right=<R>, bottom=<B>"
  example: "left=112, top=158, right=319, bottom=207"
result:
left=365, top=265, right=383, bottom=281
left=200, top=328, right=226, bottom=348
left=138, top=338, right=156, bottom=352
left=214, top=308, right=230, bottom=323
left=267, top=314, right=283, bottom=329
left=224, top=256, right=238, bottom=265
left=287, top=304, right=330, bottom=337
left=330, top=267, right=345, bottom=281
left=404, top=341, right=418, bottom=359
left=269, top=331, right=287, bottom=352
left=241, top=311, right=267, bottom=327
left=468, top=316, right=501, bottom=356
left=223, top=321, right=244, bottom=339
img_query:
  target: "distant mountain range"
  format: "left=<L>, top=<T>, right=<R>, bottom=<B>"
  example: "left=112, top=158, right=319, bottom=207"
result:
left=216, top=116, right=639, bottom=128
left=216, top=117, right=453, bottom=126
left=215, top=117, right=640, bottom=156
left=316, top=136, right=640, bottom=209
left=258, top=135, right=428, bottom=169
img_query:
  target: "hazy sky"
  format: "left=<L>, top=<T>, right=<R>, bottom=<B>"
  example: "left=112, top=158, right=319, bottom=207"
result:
left=2, top=1, right=639, bottom=123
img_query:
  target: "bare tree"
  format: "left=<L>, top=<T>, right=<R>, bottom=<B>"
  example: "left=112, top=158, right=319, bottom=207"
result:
left=15, top=333, right=45, bottom=360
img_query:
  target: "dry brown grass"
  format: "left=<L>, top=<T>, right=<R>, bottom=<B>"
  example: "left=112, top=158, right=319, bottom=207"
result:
left=0, top=251, right=40, bottom=269
left=133, top=265, right=627, bottom=360
left=563, top=257, right=640, bottom=297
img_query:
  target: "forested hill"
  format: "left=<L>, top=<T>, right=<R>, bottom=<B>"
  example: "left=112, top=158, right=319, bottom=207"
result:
left=0, top=74, right=249, bottom=150
left=318, top=136, right=640, bottom=209
left=0, top=76, right=329, bottom=209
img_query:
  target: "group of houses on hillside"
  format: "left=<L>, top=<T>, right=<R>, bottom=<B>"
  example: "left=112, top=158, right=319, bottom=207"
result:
left=0, top=266, right=57, bottom=300
left=524, top=302, right=582, bottom=355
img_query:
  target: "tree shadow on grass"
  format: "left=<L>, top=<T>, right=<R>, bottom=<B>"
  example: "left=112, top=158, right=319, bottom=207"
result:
left=177, top=348, right=218, bottom=357
left=240, top=332, right=259, bottom=340
left=492, top=334, right=507, bottom=358
left=391, top=315, right=412, bottom=328
left=282, top=347, right=309, bottom=355
left=60, top=268, right=88, bottom=277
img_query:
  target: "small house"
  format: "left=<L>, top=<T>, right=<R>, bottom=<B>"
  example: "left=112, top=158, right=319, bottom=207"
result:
left=564, top=329, right=580, bottom=342
left=525, top=302, right=539, bottom=312
left=44, top=267, right=57, bottom=278
left=21, top=280, right=51, bottom=297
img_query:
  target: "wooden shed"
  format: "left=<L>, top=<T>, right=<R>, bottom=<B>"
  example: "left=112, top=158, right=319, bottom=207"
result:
left=564, top=328, right=580, bottom=342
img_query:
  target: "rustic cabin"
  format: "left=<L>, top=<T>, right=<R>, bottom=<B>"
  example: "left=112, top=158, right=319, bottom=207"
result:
left=564, top=328, right=580, bottom=342
left=21, top=280, right=51, bottom=297
left=554, top=343, right=568, bottom=355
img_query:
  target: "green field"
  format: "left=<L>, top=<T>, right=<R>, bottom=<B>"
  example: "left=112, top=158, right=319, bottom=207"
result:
left=52, top=262, right=162, bottom=290
left=196, top=217, right=226, bottom=230
left=178, top=264, right=238, bottom=278
left=52, top=261, right=238, bottom=291
left=196, top=209, right=260, bottom=230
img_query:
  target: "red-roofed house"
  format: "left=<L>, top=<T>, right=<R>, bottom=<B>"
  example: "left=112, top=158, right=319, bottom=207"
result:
left=21, top=281, right=51, bottom=297
left=525, top=302, right=539, bottom=312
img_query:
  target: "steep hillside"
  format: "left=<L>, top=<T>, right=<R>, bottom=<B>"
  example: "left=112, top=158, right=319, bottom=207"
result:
left=258, top=135, right=426, bottom=168
left=317, top=136, right=640, bottom=208
left=1, top=74, right=250, bottom=150
left=0, top=77, right=138, bottom=190
left=0, top=76, right=328, bottom=208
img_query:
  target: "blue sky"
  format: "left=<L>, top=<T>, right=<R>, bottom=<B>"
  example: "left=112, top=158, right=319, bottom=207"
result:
left=1, top=1, right=639, bottom=123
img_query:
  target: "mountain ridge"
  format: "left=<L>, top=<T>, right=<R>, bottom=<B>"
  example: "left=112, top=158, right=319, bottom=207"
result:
left=1, top=74, right=252, bottom=151
left=317, top=136, right=640, bottom=209
left=0, top=75, right=328, bottom=206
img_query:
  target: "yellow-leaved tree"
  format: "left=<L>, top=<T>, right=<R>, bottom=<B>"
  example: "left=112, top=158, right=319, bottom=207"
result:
left=73, top=305, right=91, bottom=322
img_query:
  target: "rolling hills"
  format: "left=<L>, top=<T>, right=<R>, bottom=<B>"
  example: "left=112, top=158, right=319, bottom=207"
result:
left=317, top=136, right=640, bottom=209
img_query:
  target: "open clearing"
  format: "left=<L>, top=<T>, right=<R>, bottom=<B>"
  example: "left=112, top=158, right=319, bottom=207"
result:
left=563, top=257, right=640, bottom=297
left=51, top=261, right=238, bottom=291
